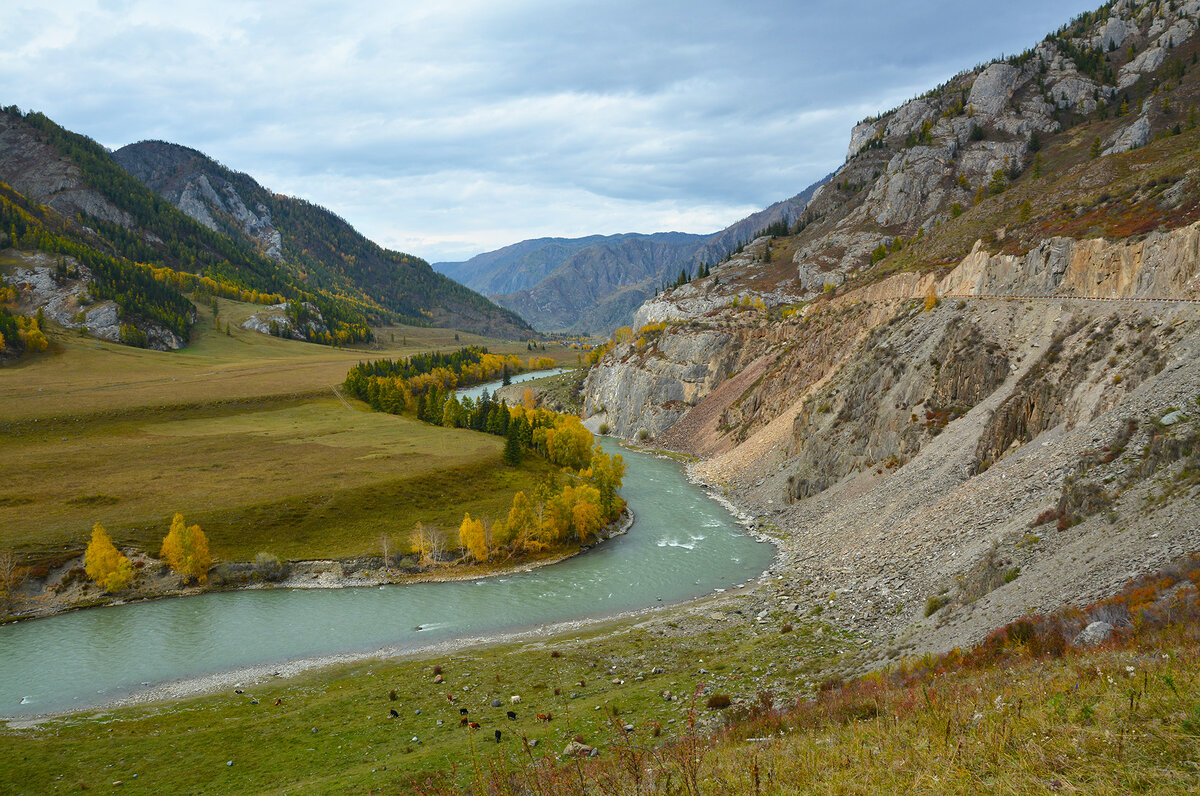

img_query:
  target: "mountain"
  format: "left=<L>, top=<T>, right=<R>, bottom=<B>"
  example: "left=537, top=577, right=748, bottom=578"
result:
left=434, top=232, right=709, bottom=335
left=111, top=141, right=530, bottom=339
left=583, top=0, right=1200, bottom=660
left=434, top=177, right=830, bottom=335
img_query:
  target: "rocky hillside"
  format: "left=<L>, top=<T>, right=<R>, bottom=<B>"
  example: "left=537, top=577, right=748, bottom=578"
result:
left=113, top=141, right=531, bottom=339
left=584, top=0, right=1200, bottom=659
left=435, top=178, right=829, bottom=335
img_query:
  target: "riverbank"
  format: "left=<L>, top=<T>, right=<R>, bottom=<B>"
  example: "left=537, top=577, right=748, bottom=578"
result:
left=1, top=509, right=635, bottom=624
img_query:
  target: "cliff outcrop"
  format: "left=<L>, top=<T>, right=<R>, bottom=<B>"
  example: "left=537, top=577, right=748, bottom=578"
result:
left=583, top=0, right=1200, bottom=658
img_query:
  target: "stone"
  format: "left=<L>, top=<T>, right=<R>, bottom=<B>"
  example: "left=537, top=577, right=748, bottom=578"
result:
left=1073, top=621, right=1114, bottom=648
left=967, top=63, right=1023, bottom=118
left=563, top=741, right=595, bottom=757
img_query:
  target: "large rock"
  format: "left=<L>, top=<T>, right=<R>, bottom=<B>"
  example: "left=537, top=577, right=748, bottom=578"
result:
left=1091, top=16, right=1138, bottom=50
left=1073, top=621, right=1114, bottom=647
left=1118, top=47, right=1167, bottom=90
left=967, top=63, right=1023, bottom=118
left=846, top=119, right=882, bottom=160
left=1103, top=101, right=1152, bottom=155
left=583, top=328, right=735, bottom=439
left=863, top=146, right=955, bottom=227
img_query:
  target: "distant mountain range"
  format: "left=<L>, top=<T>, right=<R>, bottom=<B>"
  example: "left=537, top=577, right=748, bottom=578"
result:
left=434, top=177, right=831, bottom=334
left=0, top=107, right=530, bottom=348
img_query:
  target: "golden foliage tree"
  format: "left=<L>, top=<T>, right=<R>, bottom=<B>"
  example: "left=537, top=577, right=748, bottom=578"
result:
left=160, top=513, right=212, bottom=585
left=0, top=549, right=24, bottom=612
left=582, top=444, right=626, bottom=519
left=505, top=491, right=534, bottom=551
left=923, top=282, right=940, bottom=312
left=458, top=513, right=489, bottom=563
left=85, top=522, right=134, bottom=593
left=572, top=498, right=604, bottom=544
left=409, top=522, right=444, bottom=568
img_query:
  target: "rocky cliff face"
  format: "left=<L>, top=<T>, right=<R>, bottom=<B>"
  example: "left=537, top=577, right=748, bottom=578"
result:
left=583, top=0, right=1200, bottom=657
left=111, top=141, right=280, bottom=263
left=0, top=113, right=131, bottom=228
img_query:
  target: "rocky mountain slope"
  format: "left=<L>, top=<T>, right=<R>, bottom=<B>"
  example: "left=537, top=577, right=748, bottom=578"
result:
left=584, top=0, right=1200, bottom=659
left=435, top=178, right=829, bottom=335
left=0, top=110, right=530, bottom=351
left=112, top=141, right=530, bottom=338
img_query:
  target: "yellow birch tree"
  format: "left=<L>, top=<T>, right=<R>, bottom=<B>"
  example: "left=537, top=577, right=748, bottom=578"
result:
left=85, top=522, right=134, bottom=593
left=160, top=513, right=212, bottom=584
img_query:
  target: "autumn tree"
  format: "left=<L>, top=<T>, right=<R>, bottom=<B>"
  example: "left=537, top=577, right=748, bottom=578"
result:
left=923, top=282, right=940, bottom=312
left=160, top=513, right=212, bottom=585
left=505, top=491, right=535, bottom=551
left=0, top=549, right=23, bottom=613
left=582, top=444, right=626, bottom=519
left=458, top=513, right=489, bottom=563
left=85, top=523, right=134, bottom=593
left=409, top=522, right=444, bottom=568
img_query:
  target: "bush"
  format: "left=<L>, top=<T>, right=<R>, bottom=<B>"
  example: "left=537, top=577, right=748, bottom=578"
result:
left=706, top=694, right=732, bottom=709
left=252, top=552, right=286, bottom=582
left=925, top=594, right=950, bottom=616
left=598, top=422, right=610, bottom=435
left=637, top=429, right=649, bottom=442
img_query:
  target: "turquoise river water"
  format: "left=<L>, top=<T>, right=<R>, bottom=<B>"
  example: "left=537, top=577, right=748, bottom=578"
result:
left=0, top=392, right=773, bottom=719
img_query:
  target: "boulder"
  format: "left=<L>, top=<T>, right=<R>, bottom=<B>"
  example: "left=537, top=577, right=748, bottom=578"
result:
left=1073, top=621, right=1114, bottom=648
left=967, top=63, right=1023, bottom=118
left=563, top=741, right=596, bottom=757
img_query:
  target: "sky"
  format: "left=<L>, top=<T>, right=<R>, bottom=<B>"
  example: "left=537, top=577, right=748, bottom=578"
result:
left=2, top=0, right=1101, bottom=263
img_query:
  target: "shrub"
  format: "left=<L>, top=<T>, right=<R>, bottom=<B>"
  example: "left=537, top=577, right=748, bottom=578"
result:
left=706, top=694, right=732, bottom=709
left=598, top=422, right=610, bottom=435
left=924, top=594, right=950, bottom=617
left=252, top=552, right=286, bottom=582
left=637, top=429, right=649, bottom=442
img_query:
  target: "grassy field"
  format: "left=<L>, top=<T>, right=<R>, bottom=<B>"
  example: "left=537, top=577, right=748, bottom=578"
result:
left=1, top=593, right=1196, bottom=794
left=0, top=296, right=579, bottom=563
left=0, top=601, right=854, bottom=795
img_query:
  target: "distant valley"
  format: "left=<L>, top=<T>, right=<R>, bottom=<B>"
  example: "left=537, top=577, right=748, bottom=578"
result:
left=433, top=177, right=829, bottom=334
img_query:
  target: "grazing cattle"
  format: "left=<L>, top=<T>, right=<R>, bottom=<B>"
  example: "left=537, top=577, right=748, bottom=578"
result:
left=390, top=709, right=399, bottom=718
left=510, top=695, right=522, bottom=704
left=468, top=722, right=480, bottom=730
left=460, top=716, right=469, bottom=726
left=274, top=699, right=282, bottom=706
left=506, top=711, right=517, bottom=720
left=459, top=707, right=469, bottom=716
left=445, top=694, right=455, bottom=702
left=536, top=712, right=553, bottom=722
left=495, top=730, right=502, bottom=743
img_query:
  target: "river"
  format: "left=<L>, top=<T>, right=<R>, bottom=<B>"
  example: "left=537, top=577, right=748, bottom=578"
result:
left=453, top=367, right=572, bottom=402
left=0, top=383, right=773, bottom=719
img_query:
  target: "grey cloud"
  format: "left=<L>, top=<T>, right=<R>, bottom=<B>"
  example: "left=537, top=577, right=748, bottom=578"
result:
left=2, top=0, right=1101, bottom=261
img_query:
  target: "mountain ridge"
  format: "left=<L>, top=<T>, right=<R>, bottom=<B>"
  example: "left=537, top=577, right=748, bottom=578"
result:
left=434, top=175, right=831, bottom=334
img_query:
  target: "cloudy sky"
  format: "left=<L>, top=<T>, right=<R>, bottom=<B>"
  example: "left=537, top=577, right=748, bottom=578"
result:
left=3, top=0, right=1099, bottom=263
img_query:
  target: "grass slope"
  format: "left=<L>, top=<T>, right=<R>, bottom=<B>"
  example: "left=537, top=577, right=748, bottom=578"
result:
left=0, top=301, right=578, bottom=565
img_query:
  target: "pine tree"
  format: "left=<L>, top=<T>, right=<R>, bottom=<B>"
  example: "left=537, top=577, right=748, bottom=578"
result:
left=502, top=426, right=523, bottom=466
left=1090, top=137, right=1102, bottom=159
